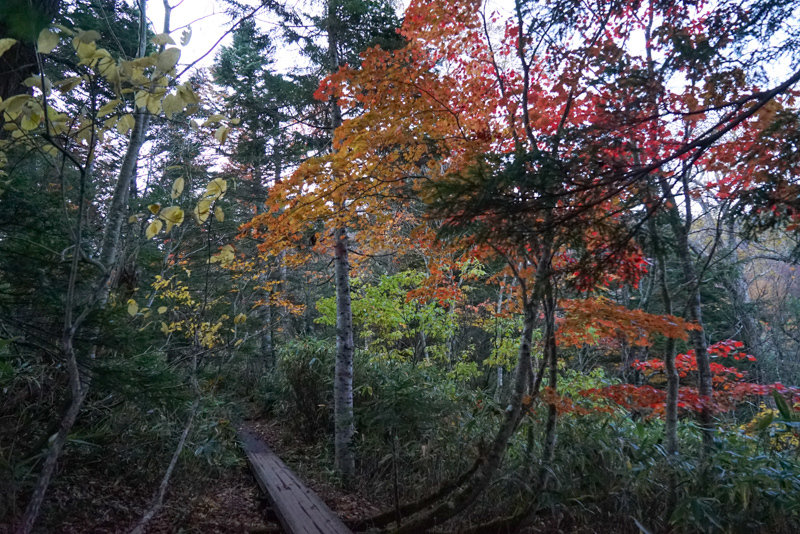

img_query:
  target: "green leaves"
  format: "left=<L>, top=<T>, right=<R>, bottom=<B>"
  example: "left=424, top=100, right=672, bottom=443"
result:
left=772, top=390, right=797, bottom=423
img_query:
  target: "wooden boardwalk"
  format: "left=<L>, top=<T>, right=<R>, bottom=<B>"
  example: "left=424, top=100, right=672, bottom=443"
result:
left=239, top=428, right=353, bottom=534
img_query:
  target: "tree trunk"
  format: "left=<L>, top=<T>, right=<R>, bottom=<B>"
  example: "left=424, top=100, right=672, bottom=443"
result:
left=494, top=275, right=506, bottom=401
left=333, top=226, right=355, bottom=482
left=263, top=295, right=274, bottom=369
left=15, top=360, right=87, bottom=534
left=722, top=219, right=763, bottom=381
left=539, top=286, right=558, bottom=490
left=327, top=0, right=356, bottom=483
left=0, top=0, right=61, bottom=99
left=16, top=3, right=160, bottom=531
left=658, top=176, right=714, bottom=446
left=648, top=207, right=679, bottom=455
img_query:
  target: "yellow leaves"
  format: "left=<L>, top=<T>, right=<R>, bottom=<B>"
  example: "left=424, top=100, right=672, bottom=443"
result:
left=202, top=114, right=225, bottom=126
left=193, top=199, right=211, bottom=224
left=20, top=112, right=41, bottom=132
left=209, top=244, right=235, bottom=266
left=204, top=178, right=227, bottom=200
left=151, top=33, right=176, bottom=46
left=146, top=219, right=163, bottom=239
left=158, top=306, right=168, bottom=314
left=127, top=299, right=139, bottom=316
left=146, top=92, right=163, bottom=115
left=116, top=114, right=135, bottom=135
left=73, top=40, right=96, bottom=62
left=0, top=94, right=31, bottom=116
left=177, top=83, right=199, bottom=105
left=135, top=90, right=148, bottom=110
left=171, top=177, right=184, bottom=199
left=162, top=93, right=184, bottom=119
left=75, top=30, right=101, bottom=44
left=214, top=206, right=224, bottom=222
left=214, top=125, right=230, bottom=145
left=0, top=39, right=17, bottom=59
left=23, top=75, right=51, bottom=95
left=54, top=76, right=83, bottom=93
left=159, top=206, right=184, bottom=233
left=148, top=203, right=161, bottom=215
left=42, top=144, right=60, bottom=157
left=234, top=313, right=247, bottom=324
left=97, top=55, right=116, bottom=78
left=156, top=47, right=181, bottom=73
left=0, top=96, right=44, bottom=132
left=37, top=28, right=60, bottom=54
left=200, top=321, right=223, bottom=348
left=97, top=99, right=120, bottom=117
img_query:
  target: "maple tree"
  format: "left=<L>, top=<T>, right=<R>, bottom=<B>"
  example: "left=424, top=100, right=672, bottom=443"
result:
left=283, top=0, right=800, bottom=528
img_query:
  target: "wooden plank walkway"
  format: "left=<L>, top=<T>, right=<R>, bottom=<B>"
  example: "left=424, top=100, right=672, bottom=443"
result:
left=239, top=428, right=353, bottom=534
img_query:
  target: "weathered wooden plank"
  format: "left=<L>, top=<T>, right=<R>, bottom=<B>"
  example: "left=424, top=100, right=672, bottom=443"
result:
left=239, top=429, right=353, bottom=534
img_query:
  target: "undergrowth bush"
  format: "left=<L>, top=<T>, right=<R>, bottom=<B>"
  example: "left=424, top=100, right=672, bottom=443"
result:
left=1, top=350, right=242, bottom=527
left=254, top=340, right=800, bottom=533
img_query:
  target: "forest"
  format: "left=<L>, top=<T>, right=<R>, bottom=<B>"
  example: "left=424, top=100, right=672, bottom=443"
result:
left=1, top=0, right=800, bottom=532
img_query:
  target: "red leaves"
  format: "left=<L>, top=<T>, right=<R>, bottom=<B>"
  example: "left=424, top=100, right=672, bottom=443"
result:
left=560, top=297, right=692, bottom=348
left=582, top=339, right=800, bottom=418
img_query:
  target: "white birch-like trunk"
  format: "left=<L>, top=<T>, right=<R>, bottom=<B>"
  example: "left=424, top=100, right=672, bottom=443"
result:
left=333, top=226, right=355, bottom=481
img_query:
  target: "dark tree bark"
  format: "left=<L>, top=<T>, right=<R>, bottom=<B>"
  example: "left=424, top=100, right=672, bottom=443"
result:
left=0, top=0, right=60, bottom=99
left=658, top=175, right=715, bottom=447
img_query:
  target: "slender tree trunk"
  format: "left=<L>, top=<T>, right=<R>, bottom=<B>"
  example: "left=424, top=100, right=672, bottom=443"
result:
left=15, top=343, right=87, bottom=534
left=648, top=208, right=680, bottom=526
left=327, top=0, right=356, bottom=483
left=494, top=276, right=506, bottom=400
left=17, top=4, right=162, bottom=531
left=647, top=207, right=679, bottom=455
left=128, top=398, right=199, bottom=534
left=722, top=219, right=762, bottom=381
left=539, top=286, right=558, bottom=490
left=263, top=294, right=274, bottom=369
left=660, top=266, right=679, bottom=455
left=333, top=226, right=355, bottom=481
left=658, top=177, right=714, bottom=446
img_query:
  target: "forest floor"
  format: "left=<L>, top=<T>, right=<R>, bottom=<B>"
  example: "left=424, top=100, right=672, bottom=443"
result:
left=1, top=413, right=383, bottom=533
left=1, top=465, right=281, bottom=534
